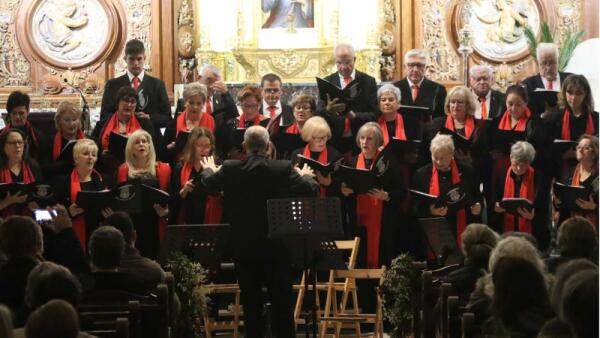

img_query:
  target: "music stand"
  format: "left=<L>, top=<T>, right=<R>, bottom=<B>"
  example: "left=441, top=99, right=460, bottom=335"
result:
left=267, top=197, right=345, bottom=338
left=418, top=217, right=463, bottom=266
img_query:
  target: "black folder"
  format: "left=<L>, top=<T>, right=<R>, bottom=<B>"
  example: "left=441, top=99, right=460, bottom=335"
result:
left=531, top=89, right=558, bottom=109
left=296, top=154, right=335, bottom=176
left=29, top=183, right=58, bottom=208
left=380, top=138, right=421, bottom=163
left=316, top=77, right=362, bottom=113
left=410, top=182, right=471, bottom=212
left=56, top=139, right=78, bottom=163
left=112, top=181, right=142, bottom=213
left=439, top=128, right=472, bottom=152
left=552, top=139, right=577, bottom=154
left=495, top=130, right=526, bottom=154
left=141, top=184, right=170, bottom=207
left=109, top=132, right=129, bottom=162
left=499, top=198, right=534, bottom=214
left=0, top=182, right=32, bottom=200
left=337, top=165, right=380, bottom=194
left=400, top=105, right=431, bottom=121
left=76, top=190, right=114, bottom=210
left=175, top=130, right=190, bottom=153
left=553, top=182, right=591, bottom=212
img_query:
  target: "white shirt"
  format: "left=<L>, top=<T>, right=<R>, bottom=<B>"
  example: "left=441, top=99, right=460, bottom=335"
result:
left=127, top=70, right=145, bottom=86
left=540, top=74, right=560, bottom=91
left=407, top=77, right=425, bottom=89
left=338, top=69, right=356, bottom=88
left=262, top=99, right=282, bottom=122
left=473, top=90, right=491, bottom=120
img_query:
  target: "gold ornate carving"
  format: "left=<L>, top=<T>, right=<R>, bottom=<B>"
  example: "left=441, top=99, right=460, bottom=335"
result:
left=40, top=74, right=62, bottom=95
left=177, top=0, right=193, bottom=27
left=177, top=0, right=195, bottom=83
left=177, top=26, right=195, bottom=58
left=421, top=0, right=460, bottom=81
left=379, top=0, right=396, bottom=81
left=0, top=0, right=31, bottom=86
left=114, top=0, right=152, bottom=74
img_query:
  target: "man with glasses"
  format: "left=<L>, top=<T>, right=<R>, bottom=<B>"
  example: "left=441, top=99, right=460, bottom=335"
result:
left=469, top=65, right=506, bottom=120
left=393, top=48, right=447, bottom=123
left=521, top=43, right=573, bottom=117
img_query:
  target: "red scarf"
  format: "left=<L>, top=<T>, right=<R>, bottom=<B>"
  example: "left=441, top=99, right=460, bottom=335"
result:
left=52, top=131, right=86, bottom=160
left=355, top=152, right=383, bottom=268
left=561, top=109, right=595, bottom=140
left=0, top=162, right=35, bottom=218
left=100, top=113, right=142, bottom=150
left=445, top=115, right=475, bottom=140
left=117, top=162, right=171, bottom=241
left=498, top=108, right=531, bottom=131
left=70, top=168, right=102, bottom=251
left=429, top=160, right=467, bottom=246
left=238, top=114, right=261, bottom=128
left=177, top=162, right=223, bottom=224
left=378, top=114, right=407, bottom=145
left=5, top=121, right=39, bottom=148
left=503, top=166, right=535, bottom=234
left=571, top=164, right=598, bottom=229
left=303, top=144, right=328, bottom=197
left=285, top=123, right=300, bottom=134
left=176, top=110, right=215, bottom=136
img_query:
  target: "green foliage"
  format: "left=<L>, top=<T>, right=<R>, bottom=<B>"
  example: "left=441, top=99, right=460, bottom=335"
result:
left=381, top=254, right=416, bottom=338
left=524, top=22, right=585, bottom=71
left=523, top=25, right=538, bottom=59
left=539, top=22, right=554, bottom=43
left=559, top=30, right=585, bottom=71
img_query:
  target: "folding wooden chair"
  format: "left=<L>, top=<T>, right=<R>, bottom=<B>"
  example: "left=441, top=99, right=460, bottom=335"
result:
left=202, top=283, right=242, bottom=338
left=319, top=267, right=386, bottom=338
left=293, top=237, right=360, bottom=334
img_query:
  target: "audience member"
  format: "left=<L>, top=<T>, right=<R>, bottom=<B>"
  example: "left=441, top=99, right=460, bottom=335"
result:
left=560, top=269, right=599, bottom=338
left=545, top=216, right=597, bottom=273
left=23, top=300, right=79, bottom=338
left=0, top=304, right=13, bottom=338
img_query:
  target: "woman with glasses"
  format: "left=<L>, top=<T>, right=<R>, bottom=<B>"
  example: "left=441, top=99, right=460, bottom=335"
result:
left=0, top=129, right=42, bottom=217
left=269, top=93, right=315, bottom=159
left=2, top=91, right=44, bottom=161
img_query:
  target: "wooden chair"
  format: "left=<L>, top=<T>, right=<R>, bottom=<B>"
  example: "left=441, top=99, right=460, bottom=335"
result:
left=438, top=283, right=453, bottom=338
left=79, top=301, right=140, bottom=338
left=293, top=237, right=360, bottom=334
left=446, top=296, right=461, bottom=338
left=461, top=312, right=476, bottom=338
left=202, top=283, right=242, bottom=338
left=319, top=267, right=386, bottom=338
left=411, top=261, right=428, bottom=338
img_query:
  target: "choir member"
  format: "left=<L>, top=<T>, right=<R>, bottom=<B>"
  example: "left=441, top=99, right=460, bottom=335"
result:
left=555, top=135, right=599, bottom=228
left=42, top=102, right=87, bottom=178
left=0, top=129, right=42, bottom=217
left=412, top=134, right=481, bottom=246
left=290, top=116, right=341, bottom=197
left=260, top=73, right=293, bottom=122
left=469, top=65, right=506, bottom=120
left=169, top=126, right=222, bottom=224
left=224, top=86, right=270, bottom=159
left=269, top=93, right=314, bottom=159
left=340, top=122, right=406, bottom=268
left=116, top=129, right=170, bottom=259
left=163, top=83, right=215, bottom=164
left=3, top=91, right=44, bottom=160
left=493, top=141, right=544, bottom=237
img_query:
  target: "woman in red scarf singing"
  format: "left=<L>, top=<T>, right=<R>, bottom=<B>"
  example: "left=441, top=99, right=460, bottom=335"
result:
left=116, top=129, right=170, bottom=259
left=555, top=135, right=599, bottom=228
left=340, top=122, right=406, bottom=268
left=494, top=141, right=544, bottom=236
left=163, top=83, right=215, bottom=165
left=412, top=134, right=482, bottom=249
left=290, top=116, right=341, bottom=197
left=2, top=91, right=44, bottom=161
left=169, top=126, right=223, bottom=225
left=269, top=93, right=314, bottom=159
left=225, top=86, right=270, bottom=159
left=0, top=129, right=42, bottom=217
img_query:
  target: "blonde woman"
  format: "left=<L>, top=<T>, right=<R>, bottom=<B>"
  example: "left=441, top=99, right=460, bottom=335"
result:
left=43, top=101, right=86, bottom=178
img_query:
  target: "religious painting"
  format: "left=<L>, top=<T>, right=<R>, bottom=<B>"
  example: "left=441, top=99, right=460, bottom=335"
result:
left=261, top=0, right=314, bottom=29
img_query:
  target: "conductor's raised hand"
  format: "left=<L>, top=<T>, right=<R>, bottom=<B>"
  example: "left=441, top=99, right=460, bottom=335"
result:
left=200, top=156, right=221, bottom=172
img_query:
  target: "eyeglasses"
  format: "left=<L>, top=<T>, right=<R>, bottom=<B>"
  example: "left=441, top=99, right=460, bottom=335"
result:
left=294, top=105, right=312, bottom=111
left=406, top=63, right=426, bottom=69
left=539, top=60, right=557, bottom=67
left=263, top=88, right=280, bottom=94
left=120, top=98, right=137, bottom=105
left=241, top=104, right=259, bottom=109
left=6, top=141, right=24, bottom=146
left=576, top=145, right=593, bottom=151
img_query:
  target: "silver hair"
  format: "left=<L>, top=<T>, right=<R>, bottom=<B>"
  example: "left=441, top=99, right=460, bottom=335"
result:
left=488, top=236, right=546, bottom=274
left=198, top=64, right=222, bottom=78
left=183, top=82, right=208, bottom=103
left=430, top=134, right=454, bottom=155
left=469, top=65, right=494, bottom=79
left=404, top=49, right=428, bottom=65
left=536, top=43, right=559, bottom=62
left=510, top=141, right=536, bottom=164
left=243, top=126, right=270, bottom=153
left=377, top=83, right=401, bottom=101
left=333, top=43, right=355, bottom=59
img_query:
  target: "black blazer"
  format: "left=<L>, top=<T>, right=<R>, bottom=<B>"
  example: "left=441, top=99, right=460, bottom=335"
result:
left=100, top=74, right=172, bottom=129
left=488, top=89, right=507, bottom=119
left=393, top=77, right=447, bottom=121
left=521, top=71, right=573, bottom=116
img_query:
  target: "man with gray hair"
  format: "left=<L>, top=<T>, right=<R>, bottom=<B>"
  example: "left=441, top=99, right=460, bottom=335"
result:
left=200, top=125, right=318, bottom=338
left=393, top=48, right=447, bottom=122
left=521, top=42, right=573, bottom=116
left=469, top=65, right=506, bottom=119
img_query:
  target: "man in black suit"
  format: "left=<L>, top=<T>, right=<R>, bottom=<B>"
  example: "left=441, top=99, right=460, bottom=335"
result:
left=260, top=73, right=293, bottom=124
left=469, top=65, right=506, bottom=120
left=521, top=43, right=573, bottom=117
left=317, top=43, right=378, bottom=157
left=200, top=126, right=318, bottom=338
left=393, top=48, right=447, bottom=122
left=99, top=39, right=172, bottom=131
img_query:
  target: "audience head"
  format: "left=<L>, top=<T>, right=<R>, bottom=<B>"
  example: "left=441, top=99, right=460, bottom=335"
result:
left=73, top=139, right=98, bottom=171
left=377, top=84, right=401, bottom=117
left=103, top=211, right=136, bottom=246
left=0, top=305, right=13, bottom=338
left=290, top=93, right=315, bottom=126
left=115, top=86, right=139, bottom=121
left=0, top=128, right=29, bottom=167
left=536, top=43, right=559, bottom=81
left=499, top=231, right=539, bottom=248
left=560, top=269, right=599, bottom=338
left=356, top=122, right=383, bottom=156
left=6, top=91, right=30, bottom=127
left=243, top=126, right=270, bottom=155
left=25, top=262, right=82, bottom=310
left=334, top=43, right=356, bottom=77
left=550, top=258, right=597, bottom=313
left=24, top=299, right=79, bottom=338
left=430, top=134, right=455, bottom=171
left=125, top=129, right=157, bottom=175
left=183, top=82, right=208, bottom=116
left=557, top=216, right=597, bottom=259
left=575, top=134, right=599, bottom=166
left=444, top=85, right=477, bottom=120
left=469, top=65, right=494, bottom=97
left=261, top=73, right=283, bottom=107
left=183, top=126, right=215, bottom=164
left=404, top=49, right=428, bottom=84
left=124, top=39, right=145, bottom=76
left=489, top=236, right=545, bottom=278
left=559, top=74, right=594, bottom=114
left=89, top=226, right=125, bottom=270
left=509, top=141, right=535, bottom=175
left=0, top=216, right=43, bottom=258
left=461, top=223, right=499, bottom=268
left=301, top=116, right=331, bottom=152
left=238, top=85, right=262, bottom=120
left=54, top=101, right=82, bottom=138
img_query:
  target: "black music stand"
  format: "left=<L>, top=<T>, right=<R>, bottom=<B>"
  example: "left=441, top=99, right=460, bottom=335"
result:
left=418, top=217, right=463, bottom=266
left=158, top=224, right=230, bottom=270
left=267, top=197, right=345, bottom=338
